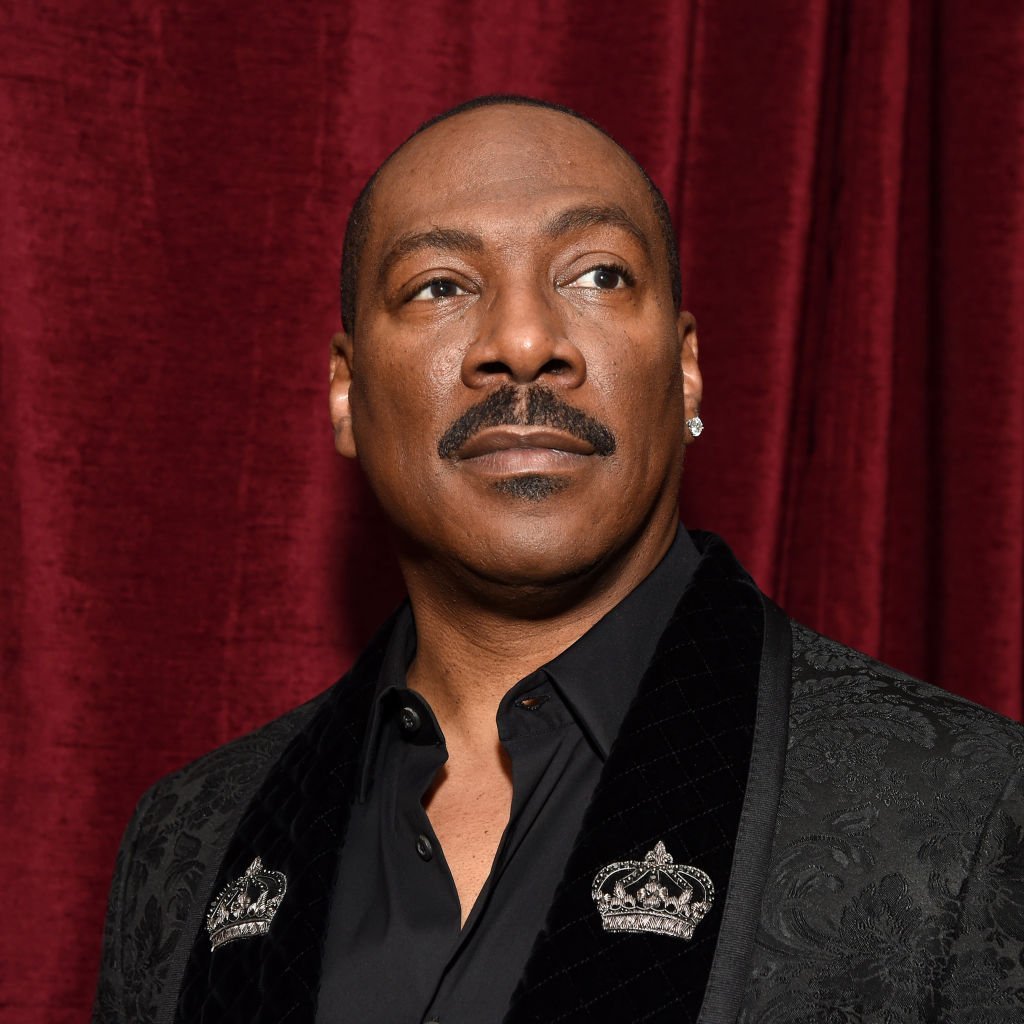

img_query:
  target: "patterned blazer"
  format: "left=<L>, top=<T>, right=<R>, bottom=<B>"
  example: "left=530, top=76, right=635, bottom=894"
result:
left=92, top=534, right=1024, bottom=1024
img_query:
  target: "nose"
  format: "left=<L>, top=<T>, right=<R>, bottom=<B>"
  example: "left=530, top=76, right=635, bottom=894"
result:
left=460, top=285, right=586, bottom=389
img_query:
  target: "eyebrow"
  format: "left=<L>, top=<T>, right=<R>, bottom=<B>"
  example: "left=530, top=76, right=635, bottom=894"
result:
left=541, top=203, right=651, bottom=254
left=377, top=203, right=650, bottom=285
left=378, top=227, right=485, bottom=284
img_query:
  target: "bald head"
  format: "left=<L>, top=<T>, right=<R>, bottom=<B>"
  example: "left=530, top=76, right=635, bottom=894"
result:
left=339, top=95, right=680, bottom=336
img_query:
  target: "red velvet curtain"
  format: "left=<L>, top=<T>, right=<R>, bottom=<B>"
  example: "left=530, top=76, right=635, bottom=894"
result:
left=3, top=2, right=1022, bottom=1020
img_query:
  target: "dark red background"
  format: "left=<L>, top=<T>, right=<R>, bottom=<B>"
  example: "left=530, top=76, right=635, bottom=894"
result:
left=2, top=2, right=1022, bottom=1020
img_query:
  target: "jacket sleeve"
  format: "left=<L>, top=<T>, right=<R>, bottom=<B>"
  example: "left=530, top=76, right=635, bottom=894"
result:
left=938, top=761, right=1024, bottom=1023
left=91, top=785, right=155, bottom=1024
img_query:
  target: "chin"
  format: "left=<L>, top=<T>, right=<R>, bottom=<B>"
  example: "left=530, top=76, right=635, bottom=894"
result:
left=490, top=474, right=569, bottom=502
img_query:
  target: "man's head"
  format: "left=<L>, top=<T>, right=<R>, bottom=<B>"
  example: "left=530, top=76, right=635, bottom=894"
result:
left=329, top=96, right=702, bottom=600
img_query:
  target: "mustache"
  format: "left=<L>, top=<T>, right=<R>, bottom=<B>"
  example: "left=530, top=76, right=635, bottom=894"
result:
left=437, top=384, right=617, bottom=460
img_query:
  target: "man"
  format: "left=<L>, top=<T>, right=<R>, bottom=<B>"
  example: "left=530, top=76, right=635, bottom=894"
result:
left=93, top=96, right=1024, bottom=1024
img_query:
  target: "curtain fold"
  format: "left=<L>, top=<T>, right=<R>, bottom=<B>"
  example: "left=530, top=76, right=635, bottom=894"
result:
left=2, top=2, right=1022, bottom=1020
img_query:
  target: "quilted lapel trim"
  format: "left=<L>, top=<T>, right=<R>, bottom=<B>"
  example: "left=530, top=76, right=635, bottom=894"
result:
left=173, top=624, right=390, bottom=1024
left=505, top=534, right=786, bottom=1024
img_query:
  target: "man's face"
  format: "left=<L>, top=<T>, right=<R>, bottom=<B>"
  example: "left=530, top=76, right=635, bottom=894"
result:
left=330, top=106, right=701, bottom=591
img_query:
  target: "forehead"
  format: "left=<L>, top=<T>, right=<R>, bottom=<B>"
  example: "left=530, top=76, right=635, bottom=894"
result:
left=367, top=106, right=658, bottom=252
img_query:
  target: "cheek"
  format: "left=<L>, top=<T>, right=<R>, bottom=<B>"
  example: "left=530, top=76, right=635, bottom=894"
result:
left=350, top=344, right=461, bottom=470
left=597, top=336, right=685, bottom=426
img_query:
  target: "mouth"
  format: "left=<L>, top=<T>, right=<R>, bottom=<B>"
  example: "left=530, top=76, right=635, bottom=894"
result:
left=455, top=427, right=596, bottom=461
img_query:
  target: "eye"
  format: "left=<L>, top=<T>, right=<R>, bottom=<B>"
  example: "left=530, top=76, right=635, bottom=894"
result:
left=409, top=277, right=468, bottom=301
left=567, top=264, right=633, bottom=290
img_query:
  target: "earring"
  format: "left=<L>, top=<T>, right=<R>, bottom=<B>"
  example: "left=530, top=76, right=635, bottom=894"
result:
left=686, top=416, right=704, bottom=439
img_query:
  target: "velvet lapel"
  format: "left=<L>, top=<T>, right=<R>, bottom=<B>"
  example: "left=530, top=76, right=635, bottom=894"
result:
left=505, top=535, right=790, bottom=1024
left=173, top=622, right=390, bottom=1024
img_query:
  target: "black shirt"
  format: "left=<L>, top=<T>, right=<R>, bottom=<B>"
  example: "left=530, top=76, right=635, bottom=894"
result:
left=316, top=528, right=701, bottom=1023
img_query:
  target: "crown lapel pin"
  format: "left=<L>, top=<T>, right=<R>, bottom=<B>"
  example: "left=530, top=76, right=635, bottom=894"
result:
left=206, top=856, right=288, bottom=951
left=592, top=841, right=714, bottom=941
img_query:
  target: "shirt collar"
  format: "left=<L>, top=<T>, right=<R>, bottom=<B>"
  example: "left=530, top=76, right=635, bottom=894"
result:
left=358, top=525, right=701, bottom=794
left=540, top=525, right=700, bottom=757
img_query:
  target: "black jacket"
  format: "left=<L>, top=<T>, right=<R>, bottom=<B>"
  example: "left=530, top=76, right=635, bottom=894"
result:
left=92, top=534, right=1024, bottom=1023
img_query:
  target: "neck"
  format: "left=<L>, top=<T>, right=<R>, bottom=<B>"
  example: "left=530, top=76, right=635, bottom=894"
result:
left=402, top=519, right=677, bottom=745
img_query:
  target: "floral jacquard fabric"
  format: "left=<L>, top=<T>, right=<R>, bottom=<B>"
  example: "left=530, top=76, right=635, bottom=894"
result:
left=738, top=624, right=1024, bottom=1024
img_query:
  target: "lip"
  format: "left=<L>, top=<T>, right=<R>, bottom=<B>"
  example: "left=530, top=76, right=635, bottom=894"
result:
left=454, top=427, right=595, bottom=461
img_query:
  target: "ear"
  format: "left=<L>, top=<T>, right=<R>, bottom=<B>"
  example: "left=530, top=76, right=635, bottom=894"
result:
left=677, top=311, right=702, bottom=441
left=329, top=331, right=358, bottom=459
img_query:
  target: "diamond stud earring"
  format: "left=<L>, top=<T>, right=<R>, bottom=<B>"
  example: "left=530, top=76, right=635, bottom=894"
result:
left=686, top=416, right=704, bottom=439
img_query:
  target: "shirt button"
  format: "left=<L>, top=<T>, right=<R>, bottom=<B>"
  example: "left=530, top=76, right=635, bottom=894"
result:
left=415, top=834, right=433, bottom=861
left=399, top=706, right=422, bottom=734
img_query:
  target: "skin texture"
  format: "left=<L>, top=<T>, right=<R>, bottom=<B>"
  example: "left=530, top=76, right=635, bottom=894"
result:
left=328, top=105, right=702, bottom=920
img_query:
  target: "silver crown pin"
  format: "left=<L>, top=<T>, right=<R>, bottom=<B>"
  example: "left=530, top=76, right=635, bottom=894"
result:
left=206, top=856, right=288, bottom=951
left=592, top=841, right=713, bottom=941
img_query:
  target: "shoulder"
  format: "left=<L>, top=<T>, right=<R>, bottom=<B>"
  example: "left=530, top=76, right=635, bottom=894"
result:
left=778, top=619, right=1024, bottom=903
left=131, top=690, right=330, bottom=848
left=117, top=690, right=331, bottom=927
left=787, top=619, right=1024, bottom=770
left=740, top=623, right=1024, bottom=1021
